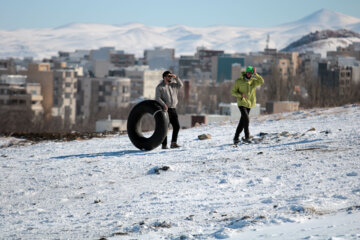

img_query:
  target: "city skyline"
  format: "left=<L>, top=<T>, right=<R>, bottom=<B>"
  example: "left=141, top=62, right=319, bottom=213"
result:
left=1, top=0, right=360, bottom=30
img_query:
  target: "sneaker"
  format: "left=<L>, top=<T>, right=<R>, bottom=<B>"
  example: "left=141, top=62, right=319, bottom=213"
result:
left=233, top=138, right=240, bottom=145
left=162, top=145, right=169, bottom=149
left=170, top=142, right=181, bottom=148
left=242, top=137, right=252, bottom=143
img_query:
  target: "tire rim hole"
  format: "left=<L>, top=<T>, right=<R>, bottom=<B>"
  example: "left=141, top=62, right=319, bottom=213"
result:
left=139, top=113, right=156, bottom=138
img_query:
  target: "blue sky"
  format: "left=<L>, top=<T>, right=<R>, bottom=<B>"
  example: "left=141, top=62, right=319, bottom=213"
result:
left=1, top=0, right=360, bottom=29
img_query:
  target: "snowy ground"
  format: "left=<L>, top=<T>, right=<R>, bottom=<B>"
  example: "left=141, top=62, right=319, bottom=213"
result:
left=1, top=105, right=360, bottom=240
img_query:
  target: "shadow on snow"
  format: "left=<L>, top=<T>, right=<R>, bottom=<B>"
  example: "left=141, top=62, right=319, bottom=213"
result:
left=52, top=149, right=146, bottom=159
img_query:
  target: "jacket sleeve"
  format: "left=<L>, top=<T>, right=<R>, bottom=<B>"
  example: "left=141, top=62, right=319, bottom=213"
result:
left=172, top=77, right=183, bottom=89
left=251, top=73, right=264, bottom=87
left=231, top=80, right=242, bottom=98
left=155, top=86, right=166, bottom=108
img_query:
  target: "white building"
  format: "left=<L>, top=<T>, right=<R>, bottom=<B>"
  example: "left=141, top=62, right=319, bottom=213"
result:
left=219, top=102, right=260, bottom=120
left=125, top=66, right=163, bottom=100
left=338, top=56, right=360, bottom=84
left=95, top=115, right=127, bottom=132
left=178, top=103, right=261, bottom=129
left=144, top=47, right=176, bottom=70
left=89, top=47, right=116, bottom=77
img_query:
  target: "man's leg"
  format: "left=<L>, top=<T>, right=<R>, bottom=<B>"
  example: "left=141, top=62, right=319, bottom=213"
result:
left=234, top=106, right=245, bottom=141
left=242, top=107, right=251, bottom=139
left=168, top=108, right=180, bottom=144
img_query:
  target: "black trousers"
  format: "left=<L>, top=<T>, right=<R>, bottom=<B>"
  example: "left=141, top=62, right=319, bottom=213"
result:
left=162, top=108, right=180, bottom=146
left=234, top=106, right=251, bottom=140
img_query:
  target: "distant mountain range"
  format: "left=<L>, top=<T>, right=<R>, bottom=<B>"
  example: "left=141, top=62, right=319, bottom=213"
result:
left=281, top=29, right=360, bottom=53
left=1, top=9, right=360, bottom=60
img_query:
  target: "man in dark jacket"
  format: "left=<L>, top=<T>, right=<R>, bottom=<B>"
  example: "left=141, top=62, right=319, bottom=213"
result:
left=155, top=71, right=183, bottom=149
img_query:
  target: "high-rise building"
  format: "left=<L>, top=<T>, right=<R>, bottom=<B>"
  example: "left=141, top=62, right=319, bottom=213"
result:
left=52, top=65, right=78, bottom=127
left=212, top=54, right=245, bottom=83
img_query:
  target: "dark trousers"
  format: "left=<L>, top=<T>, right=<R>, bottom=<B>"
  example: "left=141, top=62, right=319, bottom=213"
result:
left=234, top=106, right=251, bottom=140
left=162, top=108, right=180, bottom=146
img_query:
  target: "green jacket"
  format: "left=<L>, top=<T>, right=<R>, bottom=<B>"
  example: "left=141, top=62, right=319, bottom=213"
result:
left=231, top=72, right=264, bottom=108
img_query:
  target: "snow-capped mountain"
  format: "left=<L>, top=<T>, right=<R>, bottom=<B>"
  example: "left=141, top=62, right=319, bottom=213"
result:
left=1, top=9, right=360, bottom=59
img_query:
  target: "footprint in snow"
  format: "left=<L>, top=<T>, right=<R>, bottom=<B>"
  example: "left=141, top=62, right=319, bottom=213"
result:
left=346, top=172, right=358, bottom=177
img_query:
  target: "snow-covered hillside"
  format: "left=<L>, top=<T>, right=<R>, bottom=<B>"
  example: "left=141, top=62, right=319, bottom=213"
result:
left=281, top=29, right=360, bottom=56
left=1, top=104, right=360, bottom=239
left=1, top=9, right=360, bottom=59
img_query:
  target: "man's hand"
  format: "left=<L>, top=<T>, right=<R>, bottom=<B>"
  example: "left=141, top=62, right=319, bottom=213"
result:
left=164, top=105, right=168, bottom=111
left=253, top=67, right=256, bottom=75
left=242, top=93, right=247, bottom=98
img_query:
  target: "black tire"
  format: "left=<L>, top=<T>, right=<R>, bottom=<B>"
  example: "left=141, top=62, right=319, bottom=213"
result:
left=127, top=100, right=169, bottom=151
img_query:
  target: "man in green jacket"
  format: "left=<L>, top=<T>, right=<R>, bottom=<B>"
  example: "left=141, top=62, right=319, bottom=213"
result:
left=231, top=66, right=264, bottom=144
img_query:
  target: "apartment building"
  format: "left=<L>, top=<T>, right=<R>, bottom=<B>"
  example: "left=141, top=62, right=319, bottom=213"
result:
left=89, top=47, right=115, bottom=78
left=124, top=66, right=162, bottom=100
left=144, top=47, right=176, bottom=70
left=110, top=51, right=135, bottom=68
left=327, top=42, right=360, bottom=61
left=0, top=75, right=43, bottom=116
left=27, top=63, right=53, bottom=120
left=77, top=76, right=131, bottom=121
left=52, top=67, right=78, bottom=126
left=178, top=56, right=200, bottom=79
left=276, top=58, right=291, bottom=80
left=195, top=48, right=224, bottom=73
left=0, top=59, right=16, bottom=76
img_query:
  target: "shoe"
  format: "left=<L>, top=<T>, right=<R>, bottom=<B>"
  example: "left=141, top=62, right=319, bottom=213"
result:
left=242, top=137, right=252, bottom=143
left=170, top=142, right=181, bottom=148
left=162, top=145, right=169, bottom=149
left=233, top=138, right=240, bottom=145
